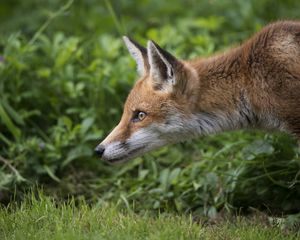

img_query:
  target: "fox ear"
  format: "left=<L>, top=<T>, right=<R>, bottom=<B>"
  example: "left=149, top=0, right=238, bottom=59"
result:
left=123, top=36, right=149, bottom=76
left=147, top=40, right=182, bottom=91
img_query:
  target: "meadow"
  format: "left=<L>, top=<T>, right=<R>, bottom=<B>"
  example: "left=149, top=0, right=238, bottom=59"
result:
left=1, top=194, right=299, bottom=240
left=1, top=0, right=300, bottom=238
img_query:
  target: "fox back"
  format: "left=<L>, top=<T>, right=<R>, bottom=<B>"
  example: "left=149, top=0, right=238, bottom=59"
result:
left=95, top=21, right=300, bottom=163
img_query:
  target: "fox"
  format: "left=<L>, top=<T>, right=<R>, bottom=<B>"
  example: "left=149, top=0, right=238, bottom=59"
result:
left=95, top=21, right=300, bottom=164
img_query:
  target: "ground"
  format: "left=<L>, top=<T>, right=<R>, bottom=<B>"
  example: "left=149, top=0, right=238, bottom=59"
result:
left=0, top=195, right=298, bottom=240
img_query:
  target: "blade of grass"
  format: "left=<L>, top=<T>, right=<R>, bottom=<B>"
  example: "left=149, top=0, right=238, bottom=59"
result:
left=27, top=0, right=74, bottom=46
left=104, top=0, right=125, bottom=35
left=0, top=102, right=21, bottom=140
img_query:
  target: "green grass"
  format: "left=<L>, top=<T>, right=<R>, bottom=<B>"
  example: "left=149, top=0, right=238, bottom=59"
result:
left=0, top=195, right=298, bottom=240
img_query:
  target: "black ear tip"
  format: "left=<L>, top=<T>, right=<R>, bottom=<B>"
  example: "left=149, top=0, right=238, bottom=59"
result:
left=123, top=36, right=130, bottom=42
left=147, top=39, right=163, bottom=52
left=123, top=36, right=138, bottom=42
left=147, top=40, right=156, bottom=49
left=124, top=37, right=147, bottom=55
left=123, top=36, right=136, bottom=44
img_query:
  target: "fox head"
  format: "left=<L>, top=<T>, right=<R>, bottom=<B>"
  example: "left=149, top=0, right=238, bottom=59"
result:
left=95, top=36, right=200, bottom=164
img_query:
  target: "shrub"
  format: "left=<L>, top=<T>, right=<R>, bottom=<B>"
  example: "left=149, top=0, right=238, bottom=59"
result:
left=0, top=0, right=300, bottom=218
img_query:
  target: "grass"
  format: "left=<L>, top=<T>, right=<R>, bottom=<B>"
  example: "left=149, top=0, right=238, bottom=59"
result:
left=0, top=194, right=299, bottom=240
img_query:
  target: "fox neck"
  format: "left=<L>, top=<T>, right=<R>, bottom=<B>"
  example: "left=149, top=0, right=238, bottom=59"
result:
left=182, top=47, right=286, bottom=136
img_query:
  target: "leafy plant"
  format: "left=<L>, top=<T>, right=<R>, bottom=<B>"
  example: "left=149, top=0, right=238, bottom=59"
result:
left=0, top=0, right=300, bottom=220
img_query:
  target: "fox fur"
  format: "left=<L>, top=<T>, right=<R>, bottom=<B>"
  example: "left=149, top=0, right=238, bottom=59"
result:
left=96, top=21, right=300, bottom=163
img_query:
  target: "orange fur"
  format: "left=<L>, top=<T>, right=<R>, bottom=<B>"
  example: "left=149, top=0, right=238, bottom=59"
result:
left=96, top=21, right=300, bottom=163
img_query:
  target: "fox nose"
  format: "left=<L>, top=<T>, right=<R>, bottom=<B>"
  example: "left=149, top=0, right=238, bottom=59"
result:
left=95, top=145, right=105, bottom=157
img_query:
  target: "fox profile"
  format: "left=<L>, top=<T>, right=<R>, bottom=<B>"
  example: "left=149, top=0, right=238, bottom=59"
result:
left=95, top=21, right=300, bottom=163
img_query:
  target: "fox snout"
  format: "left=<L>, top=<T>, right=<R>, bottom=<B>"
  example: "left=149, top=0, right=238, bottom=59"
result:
left=95, top=124, right=168, bottom=164
left=94, top=145, right=105, bottom=157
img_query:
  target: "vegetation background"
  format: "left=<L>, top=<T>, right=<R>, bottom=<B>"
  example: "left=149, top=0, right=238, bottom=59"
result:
left=1, top=0, right=300, bottom=224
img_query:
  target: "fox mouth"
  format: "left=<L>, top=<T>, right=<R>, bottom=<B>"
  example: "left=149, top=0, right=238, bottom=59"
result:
left=103, top=145, right=146, bottom=164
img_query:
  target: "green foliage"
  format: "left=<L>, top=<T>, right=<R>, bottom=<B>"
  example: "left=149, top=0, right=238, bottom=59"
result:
left=0, top=0, right=300, bottom=220
left=0, top=193, right=298, bottom=240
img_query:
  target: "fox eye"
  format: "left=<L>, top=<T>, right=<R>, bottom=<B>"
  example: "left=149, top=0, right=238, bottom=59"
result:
left=138, top=112, right=147, bottom=121
left=132, top=111, right=147, bottom=122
